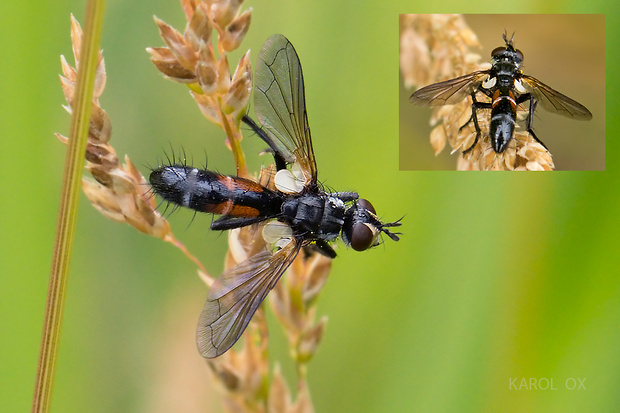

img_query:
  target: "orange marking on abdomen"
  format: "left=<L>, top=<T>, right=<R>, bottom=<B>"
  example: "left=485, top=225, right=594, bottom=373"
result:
left=492, top=89, right=517, bottom=111
left=205, top=176, right=265, bottom=217
left=207, top=201, right=260, bottom=217
left=223, top=176, right=265, bottom=193
left=228, top=205, right=261, bottom=217
left=205, top=200, right=234, bottom=215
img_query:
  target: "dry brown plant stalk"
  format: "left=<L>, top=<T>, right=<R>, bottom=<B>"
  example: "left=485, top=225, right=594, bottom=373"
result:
left=400, top=14, right=554, bottom=171
left=58, top=1, right=330, bottom=411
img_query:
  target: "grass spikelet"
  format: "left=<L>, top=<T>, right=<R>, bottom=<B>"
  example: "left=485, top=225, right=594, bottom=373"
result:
left=147, top=0, right=253, bottom=177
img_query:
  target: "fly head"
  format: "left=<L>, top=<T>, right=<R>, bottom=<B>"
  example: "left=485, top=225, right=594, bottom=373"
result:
left=491, top=32, right=524, bottom=67
left=342, top=199, right=401, bottom=251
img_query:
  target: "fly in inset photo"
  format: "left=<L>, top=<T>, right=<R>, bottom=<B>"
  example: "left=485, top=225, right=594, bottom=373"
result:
left=399, top=14, right=605, bottom=171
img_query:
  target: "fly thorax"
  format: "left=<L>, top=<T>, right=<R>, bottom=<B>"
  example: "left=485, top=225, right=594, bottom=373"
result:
left=495, top=73, right=516, bottom=88
left=320, top=196, right=346, bottom=240
left=280, top=194, right=345, bottom=240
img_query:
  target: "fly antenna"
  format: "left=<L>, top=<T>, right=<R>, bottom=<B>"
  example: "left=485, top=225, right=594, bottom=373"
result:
left=503, top=31, right=516, bottom=47
left=380, top=216, right=403, bottom=241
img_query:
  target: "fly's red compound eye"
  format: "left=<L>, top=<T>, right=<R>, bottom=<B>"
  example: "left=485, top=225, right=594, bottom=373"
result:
left=358, top=198, right=376, bottom=214
left=491, top=46, right=507, bottom=57
left=350, top=223, right=377, bottom=251
left=515, top=49, right=524, bottom=61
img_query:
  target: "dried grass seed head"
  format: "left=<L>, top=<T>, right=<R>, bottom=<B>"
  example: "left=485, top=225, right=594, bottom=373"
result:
left=148, top=2, right=253, bottom=126
left=58, top=16, right=173, bottom=239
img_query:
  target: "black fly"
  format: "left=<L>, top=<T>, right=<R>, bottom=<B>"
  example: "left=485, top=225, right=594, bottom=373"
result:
left=149, top=34, right=401, bottom=358
left=410, top=32, right=592, bottom=154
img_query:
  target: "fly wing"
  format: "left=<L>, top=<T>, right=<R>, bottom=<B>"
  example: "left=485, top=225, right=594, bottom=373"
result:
left=253, top=34, right=317, bottom=184
left=197, top=238, right=301, bottom=358
left=409, top=71, right=490, bottom=106
left=520, top=75, right=593, bottom=120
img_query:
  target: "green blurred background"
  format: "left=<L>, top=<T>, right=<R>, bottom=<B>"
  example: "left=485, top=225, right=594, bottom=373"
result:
left=1, top=1, right=618, bottom=412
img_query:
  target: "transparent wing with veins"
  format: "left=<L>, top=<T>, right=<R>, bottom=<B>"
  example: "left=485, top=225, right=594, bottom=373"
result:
left=520, top=75, right=593, bottom=120
left=409, top=71, right=490, bottom=106
left=197, top=239, right=301, bottom=358
left=253, top=34, right=317, bottom=184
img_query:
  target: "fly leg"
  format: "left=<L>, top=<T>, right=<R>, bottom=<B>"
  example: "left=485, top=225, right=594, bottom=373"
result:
left=211, top=215, right=269, bottom=231
left=461, top=92, right=492, bottom=154
left=520, top=95, right=549, bottom=151
left=307, top=239, right=337, bottom=259
left=242, top=115, right=288, bottom=170
left=329, top=191, right=359, bottom=202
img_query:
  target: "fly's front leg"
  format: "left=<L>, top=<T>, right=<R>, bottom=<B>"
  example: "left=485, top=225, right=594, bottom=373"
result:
left=310, top=239, right=337, bottom=259
left=330, top=191, right=358, bottom=202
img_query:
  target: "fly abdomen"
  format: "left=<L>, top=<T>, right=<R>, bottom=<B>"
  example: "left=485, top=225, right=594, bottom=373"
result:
left=490, top=89, right=517, bottom=153
left=149, top=165, right=282, bottom=218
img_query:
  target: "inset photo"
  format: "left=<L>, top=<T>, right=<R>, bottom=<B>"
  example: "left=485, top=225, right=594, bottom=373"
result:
left=399, top=14, right=605, bottom=171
